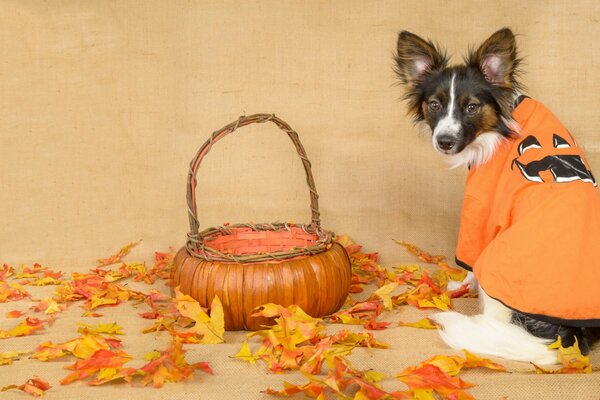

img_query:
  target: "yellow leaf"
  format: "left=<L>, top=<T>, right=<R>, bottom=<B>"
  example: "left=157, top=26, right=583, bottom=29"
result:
left=144, top=351, right=161, bottom=362
left=78, top=322, right=124, bottom=336
left=540, top=337, right=592, bottom=374
left=89, top=295, right=119, bottom=310
left=0, top=351, right=26, bottom=365
left=373, top=282, right=399, bottom=310
left=399, top=318, right=438, bottom=330
left=174, top=288, right=225, bottom=344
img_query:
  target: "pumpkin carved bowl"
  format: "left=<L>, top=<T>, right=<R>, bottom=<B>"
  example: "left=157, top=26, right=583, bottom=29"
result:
left=171, top=114, right=352, bottom=331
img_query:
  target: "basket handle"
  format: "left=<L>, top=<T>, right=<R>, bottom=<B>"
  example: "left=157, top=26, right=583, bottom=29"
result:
left=187, top=114, right=321, bottom=242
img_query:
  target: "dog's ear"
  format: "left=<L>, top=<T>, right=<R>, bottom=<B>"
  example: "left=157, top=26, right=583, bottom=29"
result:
left=395, top=31, right=447, bottom=89
left=467, top=28, right=520, bottom=88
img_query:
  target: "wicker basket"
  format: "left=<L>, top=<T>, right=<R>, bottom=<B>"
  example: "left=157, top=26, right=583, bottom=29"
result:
left=171, top=114, right=351, bottom=330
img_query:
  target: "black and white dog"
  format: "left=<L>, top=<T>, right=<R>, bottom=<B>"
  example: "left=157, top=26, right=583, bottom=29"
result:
left=394, top=28, right=600, bottom=364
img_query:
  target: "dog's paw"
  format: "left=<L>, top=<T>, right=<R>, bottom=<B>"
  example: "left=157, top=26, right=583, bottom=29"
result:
left=446, top=271, right=478, bottom=292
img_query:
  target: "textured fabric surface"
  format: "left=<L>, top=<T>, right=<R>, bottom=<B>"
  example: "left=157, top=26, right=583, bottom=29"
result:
left=1, top=1, right=600, bottom=399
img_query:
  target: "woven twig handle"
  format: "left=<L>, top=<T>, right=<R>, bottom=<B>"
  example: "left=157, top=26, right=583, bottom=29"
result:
left=187, top=114, right=321, bottom=243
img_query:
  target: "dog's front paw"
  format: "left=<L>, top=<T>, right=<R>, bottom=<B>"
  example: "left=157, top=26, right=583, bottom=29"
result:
left=446, top=271, right=478, bottom=292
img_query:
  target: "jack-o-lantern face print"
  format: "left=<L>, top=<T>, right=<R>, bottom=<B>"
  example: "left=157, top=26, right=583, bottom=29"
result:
left=511, top=133, right=597, bottom=186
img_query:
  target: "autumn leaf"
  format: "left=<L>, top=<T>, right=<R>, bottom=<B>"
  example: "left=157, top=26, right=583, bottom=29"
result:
left=1, top=376, right=51, bottom=397
left=30, top=298, right=67, bottom=315
left=397, top=350, right=506, bottom=399
left=5, top=310, right=25, bottom=318
left=60, top=349, right=134, bottom=385
left=399, top=318, right=438, bottom=330
left=373, top=282, right=399, bottom=311
left=437, top=261, right=468, bottom=282
left=533, top=337, right=592, bottom=374
left=398, top=363, right=475, bottom=399
left=173, top=287, right=225, bottom=344
left=265, top=356, right=397, bottom=399
left=0, top=317, right=44, bottom=339
left=394, top=240, right=446, bottom=264
left=96, top=240, right=141, bottom=267
left=78, top=322, right=124, bottom=336
left=136, top=337, right=213, bottom=388
left=0, top=351, right=27, bottom=366
left=31, top=333, right=122, bottom=361
left=0, top=281, right=31, bottom=302
left=417, top=294, right=451, bottom=311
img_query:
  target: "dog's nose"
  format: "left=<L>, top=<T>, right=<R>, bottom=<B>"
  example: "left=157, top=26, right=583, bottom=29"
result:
left=436, top=135, right=457, bottom=151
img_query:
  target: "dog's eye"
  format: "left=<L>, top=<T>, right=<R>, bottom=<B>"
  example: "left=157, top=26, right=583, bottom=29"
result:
left=466, top=103, right=480, bottom=114
left=428, top=100, right=441, bottom=112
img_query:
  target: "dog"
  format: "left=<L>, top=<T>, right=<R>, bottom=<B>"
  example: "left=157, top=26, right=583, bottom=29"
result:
left=394, top=28, right=600, bottom=364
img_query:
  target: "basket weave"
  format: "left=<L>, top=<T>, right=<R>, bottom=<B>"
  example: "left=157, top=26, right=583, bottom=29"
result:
left=172, top=113, right=351, bottom=330
left=185, top=114, right=333, bottom=262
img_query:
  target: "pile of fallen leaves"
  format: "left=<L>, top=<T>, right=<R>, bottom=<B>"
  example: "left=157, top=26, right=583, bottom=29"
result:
left=0, top=237, right=594, bottom=398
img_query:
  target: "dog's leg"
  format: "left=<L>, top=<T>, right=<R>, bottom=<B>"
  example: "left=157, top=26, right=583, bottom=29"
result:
left=447, top=270, right=479, bottom=292
left=430, top=287, right=557, bottom=364
left=511, top=311, right=599, bottom=355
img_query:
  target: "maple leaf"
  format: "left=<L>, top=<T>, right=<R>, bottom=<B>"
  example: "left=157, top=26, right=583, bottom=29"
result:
left=78, top=322, right=124, bottom=336
left=399, top=318, right=438, bottom=330
left=265, top=356, right=398, bottom=399
left=329, top=300, right=390, bottom=330
left=136, top=337, right=212, bottom=388
left=533, top=337, right=592, bottom=374
left=0, top=351, right=27, bottom=366
left=0, top=263, right=14, bottom=280
left=32, top=333, right=122, bottom=361
left=5, top=310, right=25, bottom=318
left=437, top=261, right=468, bottom=283
left=96, top=240, right=141, bottom=267
left=31, top=298, right=67, bottom=315
left=173, top=287, right=225, bottom=344
left=0, top=317, right=44, bottom=339
left=397, top=350, right=506, bottom=399
left=394, top=240, right=446, bottom=264
left=60, top=349, right=133, bottom=385
left=1, top=376, right=51, bottom=397
left=373, top=282, right=399, bottom=311
left=0, top=281, right=31, bottom=302
left=398, top=364, right=475, bottom=399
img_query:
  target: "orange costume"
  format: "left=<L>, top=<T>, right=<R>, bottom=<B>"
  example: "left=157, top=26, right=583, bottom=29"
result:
left=456, top=97, right=600, bottom=326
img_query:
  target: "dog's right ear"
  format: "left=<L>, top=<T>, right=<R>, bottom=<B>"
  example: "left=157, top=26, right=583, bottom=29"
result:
left=395, top=31, right=447, bottom=89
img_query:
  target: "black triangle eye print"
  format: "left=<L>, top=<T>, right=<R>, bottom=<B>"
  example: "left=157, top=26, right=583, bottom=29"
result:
left=512, top=134, right=597, bottom=186
left=553, top=134, right=571, bottom=149
left=517, top=135, right=541, bottom=156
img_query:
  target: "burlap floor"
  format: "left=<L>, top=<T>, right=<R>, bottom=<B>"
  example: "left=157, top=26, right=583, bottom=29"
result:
left=1, top=254, right=598, bottom=400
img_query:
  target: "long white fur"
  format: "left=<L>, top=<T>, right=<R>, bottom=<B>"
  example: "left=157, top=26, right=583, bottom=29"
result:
left=430, top=287, right=558, bottom=365
left=445, top=131, right=505, bottom=169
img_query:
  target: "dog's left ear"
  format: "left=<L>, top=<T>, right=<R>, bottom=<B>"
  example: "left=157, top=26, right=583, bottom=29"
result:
left=467, top=28, right=520, bottom=88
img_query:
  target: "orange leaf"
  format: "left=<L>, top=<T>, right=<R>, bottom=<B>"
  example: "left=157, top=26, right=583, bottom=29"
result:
left=0, top=317, right=44, bottom=339
left=137, top=337, right=212, bottom=388
left=96, top=240, right=141, bottom=267
left=394, top=240, right=446, bottom=264
left=5, top=310, right=25, bottom=318
left=60, top=349, right=133, bottom=385
left=1, top=376, right=51, bottom=397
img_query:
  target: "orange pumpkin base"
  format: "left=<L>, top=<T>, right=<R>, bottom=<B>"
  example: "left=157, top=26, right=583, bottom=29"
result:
left=171, top=241, right=352, bottom=331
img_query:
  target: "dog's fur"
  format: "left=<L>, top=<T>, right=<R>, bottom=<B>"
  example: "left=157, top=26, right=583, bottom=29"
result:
left=394, top=28, right=599, bottom=364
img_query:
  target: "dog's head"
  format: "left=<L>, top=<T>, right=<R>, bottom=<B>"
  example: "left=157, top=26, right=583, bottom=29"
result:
left=394, top=28, right=522, bottom=167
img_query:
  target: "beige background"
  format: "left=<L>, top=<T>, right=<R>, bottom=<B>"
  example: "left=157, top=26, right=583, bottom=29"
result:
left=1, top=2, right=600, bottom=399
left=2, top=1, right=600, bottom=268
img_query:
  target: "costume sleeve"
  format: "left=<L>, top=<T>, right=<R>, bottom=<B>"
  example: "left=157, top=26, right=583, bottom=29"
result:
left=455, top=195, right=489, bottom=271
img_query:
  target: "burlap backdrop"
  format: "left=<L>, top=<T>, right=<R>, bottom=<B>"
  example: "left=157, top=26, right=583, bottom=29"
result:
left=1, top=1, right=599, bottom=399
